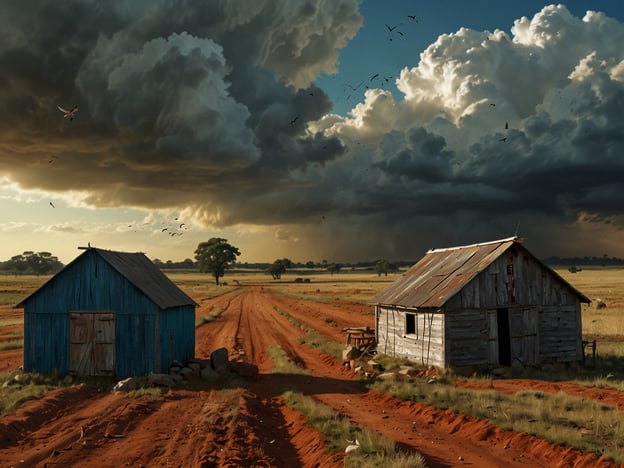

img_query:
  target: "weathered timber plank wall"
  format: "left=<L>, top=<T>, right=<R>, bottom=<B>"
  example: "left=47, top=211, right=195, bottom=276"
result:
left=376, top=306, right=445, bottom=367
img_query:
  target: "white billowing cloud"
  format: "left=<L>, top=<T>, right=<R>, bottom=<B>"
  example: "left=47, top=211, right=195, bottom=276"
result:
left=315, top=4, right=624, bottom=259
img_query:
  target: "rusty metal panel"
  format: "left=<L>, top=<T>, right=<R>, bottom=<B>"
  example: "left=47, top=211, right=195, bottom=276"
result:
left=371, top=239, right=516, bottom=308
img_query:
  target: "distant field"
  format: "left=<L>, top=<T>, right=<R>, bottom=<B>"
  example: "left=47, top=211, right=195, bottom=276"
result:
left=1, top=266, right=623, bottom=351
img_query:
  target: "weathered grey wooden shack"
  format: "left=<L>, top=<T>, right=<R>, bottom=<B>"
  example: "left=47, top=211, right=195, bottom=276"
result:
left=371, top=237, right=590, bottom=369
left=17, top=247, right=197, bottom=377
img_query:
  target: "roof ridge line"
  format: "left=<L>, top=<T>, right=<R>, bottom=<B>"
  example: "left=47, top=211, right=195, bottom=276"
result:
left=428, top=236, right=519, bottom=253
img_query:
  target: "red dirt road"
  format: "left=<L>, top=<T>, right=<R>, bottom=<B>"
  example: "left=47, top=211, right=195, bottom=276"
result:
left=0, top=286, right=620, bottom=467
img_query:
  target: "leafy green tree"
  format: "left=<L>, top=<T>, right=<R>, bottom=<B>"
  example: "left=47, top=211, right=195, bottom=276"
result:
left=4, top=251, right=63, bottom=276
left=326, top=263, right=341, bottom=275
left=374, top=259, right=399, bottom=277
left=267, top=260, right=287, bottom=280
left=195, top=238, right=240, bottom=285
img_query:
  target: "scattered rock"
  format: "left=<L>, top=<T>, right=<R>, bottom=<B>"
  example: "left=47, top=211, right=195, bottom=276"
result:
left=179, top=367, right=195, bottom=380
left=148, top=373, right=177, bottom=387
left=230, top=361, right=259, bottom=379
left=14, top=373, right=30, bottom=384
left=201, top=366, right=219, bottom=381
left=377, top=372, right=397, bottom=380
left=112, top=377, right=138, bottom=392
left=211, top=347, right=229, bottom=373
left=187, top=362, right=201, bottom=373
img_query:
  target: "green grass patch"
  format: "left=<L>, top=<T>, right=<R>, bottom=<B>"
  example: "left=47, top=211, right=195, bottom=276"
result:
left=195, top=305, right=225, bottom=327
left=273, top=306, right=343, bottom=360
left=0, top=370, right=67, bottom=417
left=0, top=339, right=23, bottom=351
left=282, top=390, right=426, bottom=467
left=268, top=344, right=309, bottom=375
left=368, top=373, right=624, bottom=464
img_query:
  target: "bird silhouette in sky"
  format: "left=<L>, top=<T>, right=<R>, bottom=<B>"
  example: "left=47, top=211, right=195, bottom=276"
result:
left=407, top=15, right=418, bottom=21
left=290, top=116, right=299, bottom=124
left=162, top=227, right=168, bottom=232
left=385, top=24, right=397, bottom=32
left=490, top=103, right=496, bottom=107
left=370, top=74, right=379, bottom=81
left=49, top=201, right=55, bottom=208
left=505, top=122, right=509, bottom=129
left=499, top=137, right=507, bottom=142
left=58, top=105, right=78, bottom=121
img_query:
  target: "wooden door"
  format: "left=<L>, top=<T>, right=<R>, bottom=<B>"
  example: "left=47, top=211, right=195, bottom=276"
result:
left=509, top=307, right=538, bottom=366
left=69, top=312, right=115, bottom=376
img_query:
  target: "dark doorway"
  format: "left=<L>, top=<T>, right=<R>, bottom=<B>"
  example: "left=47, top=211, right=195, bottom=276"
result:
left=497, top=308, right=511, bottom=366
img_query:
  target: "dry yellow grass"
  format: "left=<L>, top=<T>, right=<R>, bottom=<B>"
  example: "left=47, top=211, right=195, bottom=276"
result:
left=556, top=267, right=624, bottom=337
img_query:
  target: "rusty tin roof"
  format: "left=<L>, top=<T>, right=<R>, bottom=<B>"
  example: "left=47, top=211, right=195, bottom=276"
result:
left=370, top=237, right=590, bottom=309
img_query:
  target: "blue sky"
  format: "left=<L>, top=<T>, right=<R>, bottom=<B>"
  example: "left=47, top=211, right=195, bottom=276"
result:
left=1, top=1, right=624, bottom=264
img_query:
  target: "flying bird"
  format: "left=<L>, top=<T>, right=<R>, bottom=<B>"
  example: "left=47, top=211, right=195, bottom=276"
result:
left=370, top=74, right=379, bottom=81
left=290, top=116, right=299, bottom=125
left=499, top=137, right=507, bottom=142
left=57, top=105, right=78, bottom=121
left=162, top=227, right=168, bottom=232
left=179, top=223, right=185, bottom=229
left=407, top=15, right=418, bottom=21
left=505, top=122, right=509, bottom=130
left=49, top=201, right=55, bottom=208
left=490, top=103, right=496, bottom=107
left=385, top=24, right=397, bottom=32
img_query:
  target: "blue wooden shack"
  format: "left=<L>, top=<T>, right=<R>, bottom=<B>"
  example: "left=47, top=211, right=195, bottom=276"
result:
left=17, top=247, right=197, bottom=377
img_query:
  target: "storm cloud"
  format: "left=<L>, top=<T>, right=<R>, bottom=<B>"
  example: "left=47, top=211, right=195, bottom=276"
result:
left=1, top=2, right=623, bottom=261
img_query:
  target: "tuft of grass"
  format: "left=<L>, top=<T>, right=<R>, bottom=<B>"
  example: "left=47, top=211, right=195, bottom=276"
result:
left=282, top=390, right=426, bottom=467
left=268, top=344, right=309, bottom=375
left=195, top=305, right=224, bottom=327
left=0, top=370, right=67, bottom=417
left=0, top=339, right=23, bottom=351
left=273, top=306, right=344, bottom=360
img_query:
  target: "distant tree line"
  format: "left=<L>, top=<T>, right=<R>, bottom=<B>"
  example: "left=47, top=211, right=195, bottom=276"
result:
left=0, top=251, right=64, bottom=276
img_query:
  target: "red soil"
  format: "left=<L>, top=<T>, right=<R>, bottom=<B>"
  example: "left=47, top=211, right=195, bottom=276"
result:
left=0, top=286, right=620, bottom=467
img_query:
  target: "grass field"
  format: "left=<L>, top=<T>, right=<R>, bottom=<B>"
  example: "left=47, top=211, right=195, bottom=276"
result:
left=1, top=266, right=623, bottom=354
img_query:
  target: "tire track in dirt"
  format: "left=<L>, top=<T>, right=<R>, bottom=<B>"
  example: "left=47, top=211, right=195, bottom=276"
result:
left=201, top=287, right=619, bottom=468
left=1, top=287, right=620, bottom=467
left=195, top=287, right=342, bottom=467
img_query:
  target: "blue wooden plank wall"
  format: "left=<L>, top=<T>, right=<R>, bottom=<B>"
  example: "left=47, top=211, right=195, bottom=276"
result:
left=158, top=306, right=196, bottom=372
left=23, top=250, right=195, bottom=377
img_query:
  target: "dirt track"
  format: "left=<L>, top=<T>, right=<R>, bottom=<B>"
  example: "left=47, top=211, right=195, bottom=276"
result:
left=0, top=286, right=621, bottom=467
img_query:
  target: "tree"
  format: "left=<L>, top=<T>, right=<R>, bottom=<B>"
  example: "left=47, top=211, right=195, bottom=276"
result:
left=326, top=263, right=341, bottom=275
left=4, top=251, right=63, bottom=276
left=267, top=260, right=287, bottom=280
left=374, top=259, right=399, bottom=277
left=194, top=238, right=241, bottom=285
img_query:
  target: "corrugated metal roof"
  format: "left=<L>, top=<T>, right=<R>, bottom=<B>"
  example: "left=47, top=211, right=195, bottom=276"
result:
left=17, top=248, right=197, bottom=309
left=94, top=249, right=197, bottom=309
left=370, top=237, right=590, bottom=308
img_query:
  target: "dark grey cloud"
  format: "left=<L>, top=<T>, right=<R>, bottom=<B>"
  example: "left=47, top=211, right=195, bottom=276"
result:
left=2, top=2, right=624, bottom=261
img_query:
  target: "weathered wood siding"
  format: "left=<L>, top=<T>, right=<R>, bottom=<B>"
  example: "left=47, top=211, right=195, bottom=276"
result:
left=377, top=243, right=583, bottom=368
left=158, top=306, right=196, bottom=370
left=538, top=305, right=582, bottom=362
left=375, top=306, right=445, bottom=367
left=23, top=250, right=194, bottom=377
left=444, top=308, right=490, bottom=367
